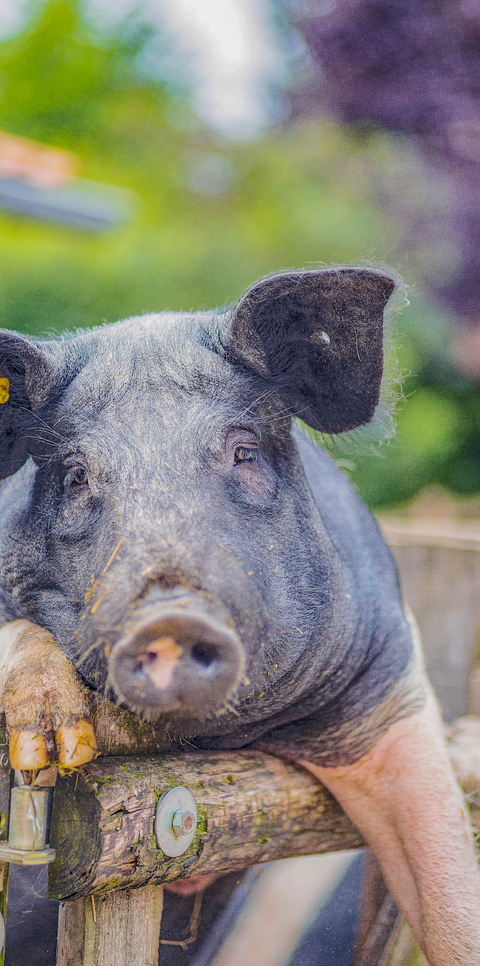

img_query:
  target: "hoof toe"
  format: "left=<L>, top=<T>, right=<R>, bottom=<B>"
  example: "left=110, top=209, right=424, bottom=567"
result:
left=9, top=730, right=49, bottom=770
left=56, top=722, right=97, bottom=767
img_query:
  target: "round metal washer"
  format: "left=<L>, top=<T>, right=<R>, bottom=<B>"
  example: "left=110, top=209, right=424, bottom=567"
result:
left=155, top=786, right=197, bottom=857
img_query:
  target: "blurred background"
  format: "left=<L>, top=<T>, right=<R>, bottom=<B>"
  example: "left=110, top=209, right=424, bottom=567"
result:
left=1, top=0, right=480, bottom=518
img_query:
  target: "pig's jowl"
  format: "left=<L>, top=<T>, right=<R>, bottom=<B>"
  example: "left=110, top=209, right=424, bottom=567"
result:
left=0, top=267, right=479, bottom=966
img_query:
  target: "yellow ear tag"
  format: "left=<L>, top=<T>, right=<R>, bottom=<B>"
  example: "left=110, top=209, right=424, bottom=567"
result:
left=0, top=378, right=9, bottom=404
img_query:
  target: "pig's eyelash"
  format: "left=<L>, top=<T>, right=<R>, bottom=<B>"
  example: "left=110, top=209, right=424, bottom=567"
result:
left=63, top=453, right=89, bottom=469
left=235, top=387, right=278, bottom=422
left=15, top=404, right=64, bottom=441
left=18, top=422, right=64, bottom=449
left=227, top=424, right=260, bottom=441
left=21, top=446, right=64, bottom=476
left=257, top=403, right=312, bottom=425
left=244, top=394, right=274, bottom=417
left=273, top=405, right=310, bottom=421
left=237, top=390, right=311, bottom=430
left=21, top=433, right=61, bottom=449
left=64, top=467, right=89, bottom=488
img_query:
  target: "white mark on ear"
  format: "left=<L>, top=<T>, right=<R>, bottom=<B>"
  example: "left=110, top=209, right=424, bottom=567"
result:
left=311, top=331, right=331, bottom=346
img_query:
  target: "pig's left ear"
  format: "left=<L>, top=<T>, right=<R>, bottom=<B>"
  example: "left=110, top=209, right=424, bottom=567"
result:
left=0, top=330, right=62, bottom=480
left=220, top=268, right=396, bottom=433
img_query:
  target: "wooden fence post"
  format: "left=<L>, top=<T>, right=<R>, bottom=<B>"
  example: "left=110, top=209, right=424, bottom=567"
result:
left=57, top=886, right=164, bottom=966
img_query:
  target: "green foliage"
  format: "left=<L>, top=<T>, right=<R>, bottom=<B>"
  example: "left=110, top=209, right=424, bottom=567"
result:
left=0, top=0, right=177, bottom=149
left=343, top=298, right=480, bottom=508
left=0, top=0, right=390, bottom=337
left=0, top=0, right=477, bottom=509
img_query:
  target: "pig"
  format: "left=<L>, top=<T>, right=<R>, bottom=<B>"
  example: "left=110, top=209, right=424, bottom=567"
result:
left=0, top=267, right=479, bottom=966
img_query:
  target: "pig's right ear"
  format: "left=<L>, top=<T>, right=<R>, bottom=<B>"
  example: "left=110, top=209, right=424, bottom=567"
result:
left=0, top=330, right=60, bottom=480
left=218, top=268, right=396, bottom=434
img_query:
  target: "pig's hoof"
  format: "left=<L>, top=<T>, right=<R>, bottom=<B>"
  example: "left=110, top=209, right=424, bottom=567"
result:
left=55, top=721, right=97, bottom=768
left=0, top=621, right=97, bottom=771
left=8, top=729, right=49, bottom=770
left=8, top=720, right=97, bottom=770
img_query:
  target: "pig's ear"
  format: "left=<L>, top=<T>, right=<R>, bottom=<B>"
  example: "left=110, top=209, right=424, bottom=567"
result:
left=0, top=330, right=60, bottom=480
left=221, top=268, right=396, bottom=433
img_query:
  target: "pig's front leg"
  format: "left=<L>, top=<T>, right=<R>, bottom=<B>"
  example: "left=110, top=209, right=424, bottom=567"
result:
left=0, top=621, right=96, bottom=770
left=302, top=682, right=480, bottom=966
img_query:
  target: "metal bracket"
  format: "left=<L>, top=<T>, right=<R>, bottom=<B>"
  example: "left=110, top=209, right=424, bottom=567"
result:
left=0, top=843, right=55, bottom=865
left=2, top=785, right=56, bottom=866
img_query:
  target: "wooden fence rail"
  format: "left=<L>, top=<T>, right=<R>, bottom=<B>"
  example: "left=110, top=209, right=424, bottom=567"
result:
left=49, top=750, right=364, bottom=900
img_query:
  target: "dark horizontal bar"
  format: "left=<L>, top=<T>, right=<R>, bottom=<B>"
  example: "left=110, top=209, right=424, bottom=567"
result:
left=0, top=176, right=135, bottom=230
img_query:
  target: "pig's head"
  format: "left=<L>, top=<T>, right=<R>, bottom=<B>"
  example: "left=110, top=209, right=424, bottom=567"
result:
left=0, top=268, right=395, bottom=734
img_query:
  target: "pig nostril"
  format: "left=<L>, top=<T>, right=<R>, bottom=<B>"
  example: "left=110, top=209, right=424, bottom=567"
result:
left=135, top=651, right=158, bottom=676
left=110, top=605, right=245, bottom=716
left=191, top=642, right=218, bottom=669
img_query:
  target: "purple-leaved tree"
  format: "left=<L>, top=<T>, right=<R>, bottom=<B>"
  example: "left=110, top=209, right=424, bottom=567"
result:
left=288, top=0, right=480, bottom=372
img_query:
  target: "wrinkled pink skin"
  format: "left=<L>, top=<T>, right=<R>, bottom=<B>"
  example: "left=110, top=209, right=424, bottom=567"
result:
left=304, top=686, right=480, bottom=966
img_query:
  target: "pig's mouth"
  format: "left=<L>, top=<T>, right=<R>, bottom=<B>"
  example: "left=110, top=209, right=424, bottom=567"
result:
left=108, top=599, right=245, bottom=718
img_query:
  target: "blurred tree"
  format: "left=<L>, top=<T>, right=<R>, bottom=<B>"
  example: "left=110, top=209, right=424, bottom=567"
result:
left=280, top=0, right=480, bottom=507
left=285, top=0, right=480, bottom=373
left=0, top=0, right=181, bottom=147
left=6, top=0, right=475, bottom=510
left=0, top=0, right=390, bottom=335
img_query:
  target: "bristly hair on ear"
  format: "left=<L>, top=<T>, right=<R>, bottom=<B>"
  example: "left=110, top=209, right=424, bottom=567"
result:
left=210, top=261, right=402, bottom=440
left=310, top=260, right=408, bottom=458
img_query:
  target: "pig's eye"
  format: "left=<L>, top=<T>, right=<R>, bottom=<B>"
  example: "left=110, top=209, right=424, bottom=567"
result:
left=234, top=446, right=257, bottom=465
left=64, top=467, right=89, bottom=488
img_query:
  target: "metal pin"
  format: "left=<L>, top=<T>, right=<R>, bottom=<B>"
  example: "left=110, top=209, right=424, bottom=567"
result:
left=8, top=786, right=50, bottom=851
left=0, top=786, right=55, bottom=865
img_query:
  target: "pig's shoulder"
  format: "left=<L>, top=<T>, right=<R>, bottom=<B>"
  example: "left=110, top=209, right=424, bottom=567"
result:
left=247, top=427, right=426, bottom=767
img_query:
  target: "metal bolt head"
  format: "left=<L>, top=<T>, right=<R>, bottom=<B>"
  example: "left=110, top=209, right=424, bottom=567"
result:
left=172, top=809, right=195, bottom=837
left=155, top=786, right=197, bottom=857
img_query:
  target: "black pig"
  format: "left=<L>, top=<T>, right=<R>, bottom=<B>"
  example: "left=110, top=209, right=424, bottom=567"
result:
left=0, top=268, right=479, bottom=966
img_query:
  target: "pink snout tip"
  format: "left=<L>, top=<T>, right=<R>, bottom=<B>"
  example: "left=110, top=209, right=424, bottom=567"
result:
left=109, top=605, right=245, bottom=717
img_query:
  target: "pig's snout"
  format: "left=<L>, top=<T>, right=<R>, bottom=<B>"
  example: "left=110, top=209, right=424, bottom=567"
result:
left=109, top=604, right=245, bottom=717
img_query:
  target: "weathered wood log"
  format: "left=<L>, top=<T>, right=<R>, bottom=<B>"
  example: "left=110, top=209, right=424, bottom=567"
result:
left=92, top=700, right=173, bottom=758
left=0, top=744, right=10, bottom=966
left=48, top=750, right=364, bottom=900
left=47, top=714, right=480, bottom=902
left=380, top=916, right=428, bottom=966
left=355, top=893, right=401, bottom=966
left=355, top=853, right=389, bottom=964
left=206, top=852, right=354, bottom=966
